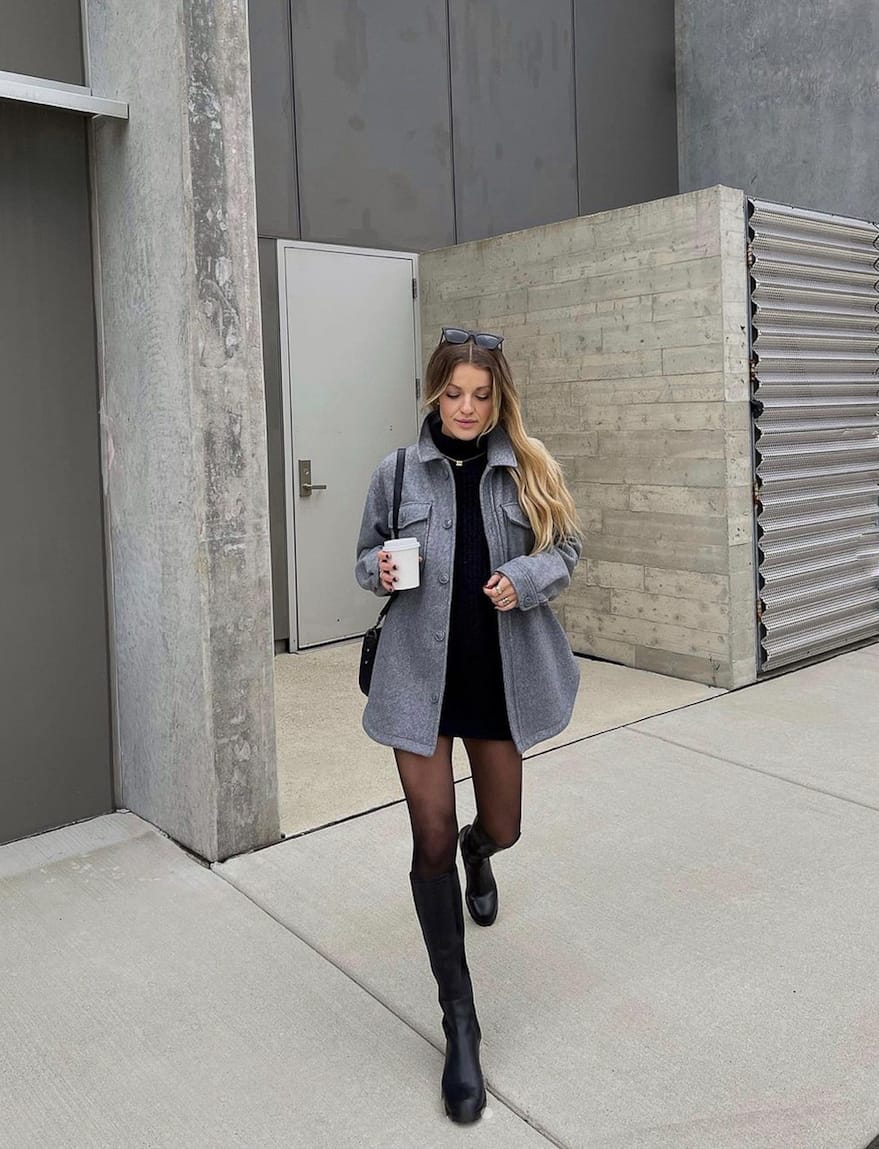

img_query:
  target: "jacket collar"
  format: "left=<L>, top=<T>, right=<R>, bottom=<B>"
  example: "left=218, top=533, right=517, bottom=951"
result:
left=416, top=413, right=518, bottom=469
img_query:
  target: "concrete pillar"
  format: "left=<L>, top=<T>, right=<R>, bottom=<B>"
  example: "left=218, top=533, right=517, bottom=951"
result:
left=85, top=0, right=279, bottom=860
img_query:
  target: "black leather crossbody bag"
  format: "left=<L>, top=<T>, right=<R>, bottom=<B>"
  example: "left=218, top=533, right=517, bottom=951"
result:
left=358, top=447, right=406, bottom=696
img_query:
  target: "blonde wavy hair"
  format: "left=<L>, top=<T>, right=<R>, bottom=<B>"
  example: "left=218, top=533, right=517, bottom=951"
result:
left=423, top=336, right=581, bottom=553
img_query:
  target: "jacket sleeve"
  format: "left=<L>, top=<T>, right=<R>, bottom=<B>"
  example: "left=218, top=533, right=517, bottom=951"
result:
left=496, top=534, right=582, bottom=611
left=354, top=457, right=393, bottom=597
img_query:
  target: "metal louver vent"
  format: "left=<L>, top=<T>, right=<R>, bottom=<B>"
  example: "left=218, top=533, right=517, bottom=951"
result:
left=749, top=198, right=879, bottom=671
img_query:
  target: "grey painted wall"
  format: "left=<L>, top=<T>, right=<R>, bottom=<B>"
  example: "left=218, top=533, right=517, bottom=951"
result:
left=249, top=0, right=299, bottom=240
left=249, top=0, right=679, bottom=642
left=575, top=0, right=678, bottom=214
left=1, top=0, right=84, bottom=84
left=450, top=0, right=578, bottom=242
left=0, top=102, right=113, bottom=844
left=677, top=0, right=879, bottom=221
left=290, top=0, right=455, bottom=250
left=249, top=0, right=678, bottom=247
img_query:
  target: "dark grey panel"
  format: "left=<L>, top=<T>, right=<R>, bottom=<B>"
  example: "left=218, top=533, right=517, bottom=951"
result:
left=1, top=0, right=84, bottom=85
left=677, top=0, right=878, bottom=221
left=291, top=0, right=455, bottom=251
left=575, top=0, right=678, bottom=214
left=258, top=238, right=290, bottom=644
left=249, top=0, right=299, bottom=238
left=450, top=0, right=578, bottom=243
left=0, top=103, right=112, bottom=844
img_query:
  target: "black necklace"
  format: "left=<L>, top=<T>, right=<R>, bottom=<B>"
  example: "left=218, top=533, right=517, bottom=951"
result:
left=436, top=448, right=487, bottom=468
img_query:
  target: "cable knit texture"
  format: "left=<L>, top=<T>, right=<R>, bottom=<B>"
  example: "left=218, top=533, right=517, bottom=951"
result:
left=428, top=413, right=511, bottom=741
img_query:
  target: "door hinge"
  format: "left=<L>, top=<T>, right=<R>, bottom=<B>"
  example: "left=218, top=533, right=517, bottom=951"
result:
left=415, top=377, right=421, bottom=399
left=412, top=278, right=418, bottom=300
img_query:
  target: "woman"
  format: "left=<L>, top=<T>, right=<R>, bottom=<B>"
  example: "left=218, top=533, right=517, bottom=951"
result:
left=354, top=327, right=582, bottom=1124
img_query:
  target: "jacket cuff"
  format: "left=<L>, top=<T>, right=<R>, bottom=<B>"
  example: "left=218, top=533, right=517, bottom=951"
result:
left=497, top=558, right=540, bottom=611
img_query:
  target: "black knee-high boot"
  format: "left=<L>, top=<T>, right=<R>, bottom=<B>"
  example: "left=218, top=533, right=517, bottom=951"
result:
left=459, top=821, right=506, bottom=927
left=410, top=868, right=486, bottom=1124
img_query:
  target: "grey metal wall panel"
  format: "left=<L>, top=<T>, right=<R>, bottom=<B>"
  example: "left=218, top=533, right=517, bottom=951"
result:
left=449, top=0, right=578, bottom=243
left=291, top=0, right=455, bottom=251
left=1, top=0, right=84, bottom=85
left=677, top=0, right=879, bottom=222
left=0, top=103, right=112, bottom=844
left=249, top=0, right=299, bottom=238
left=258, top=238, right=290, bottom=643
left=575, top=0, right=678, bottom=214
left=748, top=199, right=879, bottom=671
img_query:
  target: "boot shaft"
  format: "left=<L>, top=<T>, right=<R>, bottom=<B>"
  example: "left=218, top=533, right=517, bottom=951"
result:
left=409, top=867, right=473, bottom=1005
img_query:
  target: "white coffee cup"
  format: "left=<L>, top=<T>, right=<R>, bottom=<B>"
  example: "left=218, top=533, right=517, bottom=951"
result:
left=384, top=537, right=421, bottom=590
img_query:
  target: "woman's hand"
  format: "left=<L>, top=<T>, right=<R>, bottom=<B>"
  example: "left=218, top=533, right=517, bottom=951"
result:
left=483, top=572, right=518, bottom=612
left=378, top=549, right=423, bottom=592
left=378, top=550, right=397, bottom=593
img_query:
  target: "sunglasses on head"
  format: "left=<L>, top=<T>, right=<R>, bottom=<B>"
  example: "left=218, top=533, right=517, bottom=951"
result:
left=441, top=326, right=504, bottom=351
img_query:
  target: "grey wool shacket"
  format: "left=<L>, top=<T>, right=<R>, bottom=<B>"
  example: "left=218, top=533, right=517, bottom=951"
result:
left=354, top=414, right=582, bottom=757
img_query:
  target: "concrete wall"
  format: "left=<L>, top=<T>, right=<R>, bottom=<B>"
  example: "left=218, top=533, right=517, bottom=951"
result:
left=419, top=187, right=758, bottom=689
left=86, top=0, right=279, bottom=860
left=676, top=0, right=879, bottom=222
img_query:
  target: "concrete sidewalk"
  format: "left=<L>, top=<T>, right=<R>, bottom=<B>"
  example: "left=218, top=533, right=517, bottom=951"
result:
left=3, top=645, right=878, bottom=1148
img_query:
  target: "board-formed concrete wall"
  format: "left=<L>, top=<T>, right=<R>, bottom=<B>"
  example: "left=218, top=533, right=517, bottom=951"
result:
left=420, top=187, right=757, bottom=689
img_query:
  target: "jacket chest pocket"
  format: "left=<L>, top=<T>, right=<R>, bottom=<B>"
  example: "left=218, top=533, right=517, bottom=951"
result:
left=389, top=500, right=432, bottom=555
left=501, top=500, right=535, bottom=559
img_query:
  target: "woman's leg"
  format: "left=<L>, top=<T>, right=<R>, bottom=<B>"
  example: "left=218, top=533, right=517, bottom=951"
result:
left=394, top=737, right=458, bottom=878
left=395, top=739, right=485, bottom=1124
left=459, top=738, right=523, bottom=926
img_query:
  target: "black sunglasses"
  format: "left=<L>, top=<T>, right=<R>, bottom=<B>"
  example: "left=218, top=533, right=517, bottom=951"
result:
left=441, top=326, right=504, bottom=351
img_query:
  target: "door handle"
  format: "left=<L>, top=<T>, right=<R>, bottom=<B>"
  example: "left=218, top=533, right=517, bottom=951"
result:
left=298, top=458, right=328, bottom=496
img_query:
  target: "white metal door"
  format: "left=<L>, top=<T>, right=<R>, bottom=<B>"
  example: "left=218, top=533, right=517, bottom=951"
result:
left=279, top=242, right=420, bottom=649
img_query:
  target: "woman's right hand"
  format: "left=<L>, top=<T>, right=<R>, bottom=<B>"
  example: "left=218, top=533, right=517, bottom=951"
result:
left=378, top=550, right=397, bottom=593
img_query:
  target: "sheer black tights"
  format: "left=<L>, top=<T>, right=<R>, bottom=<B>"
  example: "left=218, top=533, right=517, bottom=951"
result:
left=395, top=737, right=523, bottom=880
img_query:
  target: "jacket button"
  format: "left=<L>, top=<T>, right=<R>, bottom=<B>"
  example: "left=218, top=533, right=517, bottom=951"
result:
left=443, top=519, right=453, bottom=529
left=438, top=574, right=449, bottom=585
left=524, top=595, right=533, bottom=606
left=431, top=692, right=439, bottom=703
left=434, top=631, right=445, bottom=642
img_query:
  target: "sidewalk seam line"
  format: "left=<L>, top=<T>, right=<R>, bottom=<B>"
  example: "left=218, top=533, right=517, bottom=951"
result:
left=212, top=867, right=569, bottom=1148
left=629, top=727, right=879, bottom=815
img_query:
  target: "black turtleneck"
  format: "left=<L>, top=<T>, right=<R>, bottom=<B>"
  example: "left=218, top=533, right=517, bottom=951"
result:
left=428, top=413, right=511, bottom=740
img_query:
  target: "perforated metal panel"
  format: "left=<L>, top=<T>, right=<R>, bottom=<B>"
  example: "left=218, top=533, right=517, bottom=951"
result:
left=748, top=198, right=879, bottom=671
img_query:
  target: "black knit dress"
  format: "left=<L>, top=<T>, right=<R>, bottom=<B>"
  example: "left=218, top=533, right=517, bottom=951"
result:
left=429, top=413, right=512, bottom=742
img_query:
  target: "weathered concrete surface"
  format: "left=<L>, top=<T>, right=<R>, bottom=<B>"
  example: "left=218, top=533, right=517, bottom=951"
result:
left=0, top=813, right=551, bottom=1147
left=86, top=0, right=278, bottom=859
left=221, top=662, right=879, bottom=1148
left=420, top=187, right=757, bottom=689
left=676, top=0, right=879, bottom=221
